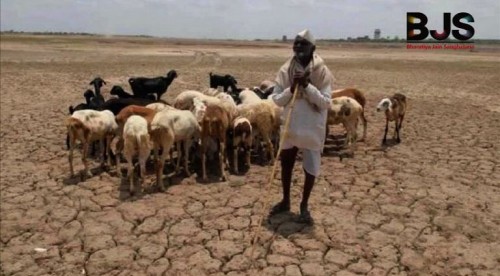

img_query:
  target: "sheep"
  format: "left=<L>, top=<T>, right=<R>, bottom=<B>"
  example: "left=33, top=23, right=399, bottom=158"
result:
left=128, top=69, right=178, bottom=100
left=326, top=96, right=364, bottom=148
left=209, top=72, right=238, bottom=92
left=173, top=90, right=221, bottom=110
left=239, top=88, right=262, bottom=105
left=236, top=101, right=276, bottom=164
left=67, top=89, right=97, bottom=150
left=200, top=104, right=230, bottom=181
left=151, top=109, right=200, bottom=183
left=149, top=113, right=175, bottom=190
left=122, top=115, right=151, bottom=194
left=66, top=109, right=118, bottom=178
left=232, top=117, right=252, bottom=174
left=332, top=88, right=368, bottom=141
left=145, top=102, right=176, bottom=112
left=376, top=93, right=407, bottom=145
left=89, top=77, right=107, bottom=107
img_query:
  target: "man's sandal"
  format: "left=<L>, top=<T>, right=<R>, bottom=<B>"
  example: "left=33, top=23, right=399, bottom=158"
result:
left=269, top=201, right=290, bottom=216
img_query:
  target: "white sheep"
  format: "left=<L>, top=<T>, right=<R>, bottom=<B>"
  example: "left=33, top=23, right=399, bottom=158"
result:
left=66, top=109, right=118, bottom=178
left=122, top=115, right=150, bottom=193
left=236, top=101, right=276, bottom=164
left=173, top=90, right=221, bottom=110
left=145, top=102, right=176, bottom=112
left=376, top=93, right=407, bottom=144
left=152, top=109, right=200, bottom=181
left=238, top=88, right=262, bottom=104
left=232, top=116, right=252, bottom=174
left=327, top=96, right=364, bottom=148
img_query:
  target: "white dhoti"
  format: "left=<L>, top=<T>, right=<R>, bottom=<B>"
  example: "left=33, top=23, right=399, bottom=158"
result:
left=282, top=140, right=322, bottom=177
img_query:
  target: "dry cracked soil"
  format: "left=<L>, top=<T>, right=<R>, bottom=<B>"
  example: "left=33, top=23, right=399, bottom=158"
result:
left=1, top=35, right=499, bottom=276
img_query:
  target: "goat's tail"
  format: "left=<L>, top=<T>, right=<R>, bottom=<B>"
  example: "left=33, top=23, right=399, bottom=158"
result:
left=66, top=117, right=85, bottom=130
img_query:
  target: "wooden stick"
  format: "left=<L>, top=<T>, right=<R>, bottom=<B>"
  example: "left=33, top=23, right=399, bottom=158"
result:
left=249, top=84, right=300, bottom=262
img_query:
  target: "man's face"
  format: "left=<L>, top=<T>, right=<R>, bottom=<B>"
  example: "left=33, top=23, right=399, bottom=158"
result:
left=293, top=36, right=314, bottom=59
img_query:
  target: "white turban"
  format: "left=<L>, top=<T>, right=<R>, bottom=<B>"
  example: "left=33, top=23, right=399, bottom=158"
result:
left=296, top=29, right=315, bottom=45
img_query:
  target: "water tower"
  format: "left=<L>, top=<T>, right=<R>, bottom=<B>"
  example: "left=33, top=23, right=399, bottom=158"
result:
left=374, top=29, right=381, bottom=40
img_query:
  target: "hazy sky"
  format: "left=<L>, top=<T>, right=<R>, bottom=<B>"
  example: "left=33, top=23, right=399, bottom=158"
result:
left=1, top=0, right=499, bottom=39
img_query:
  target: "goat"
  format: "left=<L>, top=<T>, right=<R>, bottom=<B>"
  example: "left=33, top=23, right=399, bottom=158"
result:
left=122, top=115, right=151, bottom=194
left=232, top=117, right=252, bottom=174
left=110, top=85, right=157, bottom=101
left=327, top=96, right=364, bottom=149
left=128, top=69, right=178, bottom=100
left=209, top=72, right=238, bottom=92
left=200, top=104, right=230, bottom=181
left=89, top=77, right=107, bottom=107
left=252, top=80, right=276, bottom=99
left=376, top=93, right=407, bottom=145
left=66, top=110, right=118, bottom=178
left=67, top=89, right=97, bottom=150
left=100, top=97, right=160, bottom=115
left=332, top=88, right=367, bottom=141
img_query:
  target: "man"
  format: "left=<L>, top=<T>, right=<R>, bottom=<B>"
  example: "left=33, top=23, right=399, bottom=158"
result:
left=270, top=29, right=333, bottom=224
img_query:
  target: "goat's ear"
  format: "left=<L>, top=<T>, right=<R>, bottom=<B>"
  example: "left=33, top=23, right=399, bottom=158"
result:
left=103, top=80, right=107, bottom=85
left=89, top=80, right=94, bottom=85
left=69, top=106, right=74, bottom=114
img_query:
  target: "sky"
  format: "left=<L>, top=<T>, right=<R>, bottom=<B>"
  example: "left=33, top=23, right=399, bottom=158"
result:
left=1, top=0, right=499, bottom=40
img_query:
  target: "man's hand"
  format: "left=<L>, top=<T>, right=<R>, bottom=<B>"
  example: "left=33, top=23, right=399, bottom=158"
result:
left=291, top=70, right=310, bottom=93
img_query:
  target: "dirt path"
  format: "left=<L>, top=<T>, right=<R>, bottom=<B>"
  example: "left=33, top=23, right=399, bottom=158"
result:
left=1, top=36, right=499, bottom=275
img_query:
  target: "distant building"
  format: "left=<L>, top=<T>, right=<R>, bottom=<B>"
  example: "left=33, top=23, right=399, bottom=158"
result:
left=282, top=35, right=287, bottom=42
left=374, top=29, right=381, bottom=40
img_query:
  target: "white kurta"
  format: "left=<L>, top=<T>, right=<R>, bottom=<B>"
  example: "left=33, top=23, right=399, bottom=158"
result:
left=272, top=84, right=331, bottom=176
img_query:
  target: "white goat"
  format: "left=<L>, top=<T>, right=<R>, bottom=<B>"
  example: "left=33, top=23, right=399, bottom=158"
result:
left=327, top=96, right=364, bottom=148
left=66, top=109, right=118, bottom=178
left=122, top=115, right=150, bottom=193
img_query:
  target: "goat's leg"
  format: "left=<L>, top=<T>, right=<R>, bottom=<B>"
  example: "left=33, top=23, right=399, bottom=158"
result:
left=139, top=156, right=147, bottom=193
left=202, top=138, right=208, bottom=181
left=82, top=141, right=92, bottom=178
left=219, top=139, right=227, bottom=181
left=106, top=135, right=113, bottom=168
left=245, top=136, right=252, bottom=169
left=360, top=111, right=368, bottom=141
left=233, top=137, right=240, bottom=174
left=157, top=146, right=167, bottom=191
left=174, top=142, right=181, bottom=173
left=396, top=115, right=404, bottom=143
left=264, top=133, right=275, bottom=165
left=68, top=135, right=75, bottom=177
left=99, top=139, right=106, bottom=168
left=382, top=119, right=389, bottom=145
left=127, top=156, right=134, bottom=194
left=183, top=139, right=192, bottom=176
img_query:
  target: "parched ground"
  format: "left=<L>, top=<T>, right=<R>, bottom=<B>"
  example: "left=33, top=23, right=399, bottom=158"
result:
left=1, top=35, right=499, bottom=276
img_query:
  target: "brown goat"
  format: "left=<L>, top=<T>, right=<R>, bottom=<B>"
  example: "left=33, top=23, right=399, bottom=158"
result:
left=376, top=93, right=407, bottom=144
left=201, top=104, right=230, bottom=181
left=331, top=88, right=367, bottom=141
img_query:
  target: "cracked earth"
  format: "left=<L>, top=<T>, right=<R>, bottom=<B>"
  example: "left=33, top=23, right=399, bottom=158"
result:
left=1, top=35, right=499, bottom=275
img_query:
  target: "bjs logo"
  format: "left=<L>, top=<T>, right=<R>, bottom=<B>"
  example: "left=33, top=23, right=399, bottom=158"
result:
left=407, top=12, right=475, bottom=41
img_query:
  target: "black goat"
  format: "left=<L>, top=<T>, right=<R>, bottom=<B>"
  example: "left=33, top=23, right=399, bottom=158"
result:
left=209, top=72, right=238, bottom=92
left=89, top=77, right=107, bottom=107
left=110, top=85, right=156, bottom=101
left=128, top=69, right=178, bottom=100
left=100, top=97, right=162, bottom=115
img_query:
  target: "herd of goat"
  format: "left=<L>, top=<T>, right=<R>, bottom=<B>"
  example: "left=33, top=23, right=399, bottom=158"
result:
left=66, top=70, right=407, bottom=193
